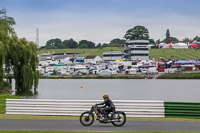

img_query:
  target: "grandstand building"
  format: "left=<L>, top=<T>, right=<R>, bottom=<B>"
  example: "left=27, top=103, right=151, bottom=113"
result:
left=103, top=40, right=149, bottom=62
left=124, top=40, right=149, bottom=61
left=103, top=51, right=124, bottom=62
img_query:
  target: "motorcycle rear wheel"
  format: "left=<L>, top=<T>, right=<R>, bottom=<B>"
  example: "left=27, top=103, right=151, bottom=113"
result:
left=111, top=111, right=126, bottom=127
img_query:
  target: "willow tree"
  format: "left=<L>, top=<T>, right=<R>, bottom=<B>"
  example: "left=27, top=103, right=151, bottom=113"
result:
left=8, top=38, right=39, bottom=95
left=0, top=9, right=39, bottom=95
left=0, top=40, right=4, bottom=87
left=0, top=8, right=15, bottom=88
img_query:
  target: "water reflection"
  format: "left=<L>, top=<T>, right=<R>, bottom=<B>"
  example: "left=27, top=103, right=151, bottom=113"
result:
left=15, top=89, right=38, bottom=97
left=11, top=81, right=38, bottom=98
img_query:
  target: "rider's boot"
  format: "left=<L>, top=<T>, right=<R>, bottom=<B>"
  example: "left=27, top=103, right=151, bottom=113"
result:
left=102, top=115, right=108, bottom=122
left=102, top=110, right=108, bottom=121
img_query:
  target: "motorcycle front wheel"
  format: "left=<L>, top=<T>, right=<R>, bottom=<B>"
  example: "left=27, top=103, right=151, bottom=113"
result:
left=80, top=111, right=94, bottom=126
left=111, top=111, right=126, bottom=127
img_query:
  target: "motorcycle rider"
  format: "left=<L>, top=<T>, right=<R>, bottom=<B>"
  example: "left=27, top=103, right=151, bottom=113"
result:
left=95, top=94, right=115, bottom=121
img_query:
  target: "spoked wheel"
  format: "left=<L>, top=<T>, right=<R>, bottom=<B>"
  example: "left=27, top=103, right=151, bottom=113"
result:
left=111, top=111, right=126, bottom=127
left=80, top=111, right=94, bottom=126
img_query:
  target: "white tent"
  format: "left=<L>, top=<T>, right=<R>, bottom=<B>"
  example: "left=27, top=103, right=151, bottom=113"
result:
left=158, top=43, right=172, bottom=48
left=159, top=43, right=167, bottom=48
left=60, top=57, right=73, bottom=65
left=171, top=43, right=188, bottom=49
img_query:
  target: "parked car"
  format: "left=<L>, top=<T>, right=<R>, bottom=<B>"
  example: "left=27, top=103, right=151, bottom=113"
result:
left=140, top=68, right=148, bottom=74
left=77, top=69, right=89, bottom=75
left=147, top=67, right=158, bottom=74
left=99, top=70, right=112, bottom=76
left=164, top=68, right=178, bottom=74
left=127, top=68, right=138, bottom=74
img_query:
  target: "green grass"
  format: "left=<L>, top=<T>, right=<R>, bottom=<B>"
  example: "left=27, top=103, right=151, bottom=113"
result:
left=39, top=47, right=200, bottom=60
left=0, top=114, right=200, bottom=122
left=149, top=48, right=200, bottom=60
left=157, top=72, right=200, bottom=79
left=0, top=114, right=79, bottom=120
left=0, top=131, right=199, bottom=133
left=40, top=75, right=148, bottom=79
left=0, top=95, right=20, bottom=114
left=38, top=47, right=121, bottom=57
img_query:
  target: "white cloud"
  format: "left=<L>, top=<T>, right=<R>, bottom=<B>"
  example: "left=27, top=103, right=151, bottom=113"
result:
left=11, top=8, right=200, bottom=47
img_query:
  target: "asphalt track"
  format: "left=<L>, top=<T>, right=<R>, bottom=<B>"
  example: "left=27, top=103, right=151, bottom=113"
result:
left=0, top=119, right=200, bottom=132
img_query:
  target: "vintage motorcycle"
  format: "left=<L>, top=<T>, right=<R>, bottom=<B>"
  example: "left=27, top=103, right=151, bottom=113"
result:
left=80, top=105, right=126, bottom=127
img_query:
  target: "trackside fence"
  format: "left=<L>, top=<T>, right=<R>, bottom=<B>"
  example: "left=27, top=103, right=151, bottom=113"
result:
left=6, top=99, right=165, bottom=117
left=164, top=102, right=200, bottom=119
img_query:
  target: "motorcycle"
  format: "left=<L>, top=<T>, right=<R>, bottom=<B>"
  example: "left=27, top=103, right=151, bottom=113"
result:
left=80, top=105, right=126, bottom=127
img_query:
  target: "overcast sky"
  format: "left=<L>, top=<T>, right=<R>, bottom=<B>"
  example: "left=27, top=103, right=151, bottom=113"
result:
left=1, top=0, right=200, bottom=46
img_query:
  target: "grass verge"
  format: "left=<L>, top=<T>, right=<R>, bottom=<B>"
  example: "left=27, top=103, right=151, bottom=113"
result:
left=0, top=131, right=200, bottom=133
left=0, top=114, right=200, bottom=122
left=157, top=72, right=200, bottom=79
left=40, top=75, right=148, bottom=79
left=0, top=95, right=20, bottom=114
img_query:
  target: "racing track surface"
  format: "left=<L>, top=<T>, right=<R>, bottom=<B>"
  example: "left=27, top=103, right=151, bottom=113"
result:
left=0, top=119, right=200, bottom=132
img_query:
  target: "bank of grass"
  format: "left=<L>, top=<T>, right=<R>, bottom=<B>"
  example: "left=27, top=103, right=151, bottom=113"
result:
left=157, top=72, right=200, bottom=79
left=39, top=47, right=200, bottom=60
left=38, top=47, right=121, bottom=57
left=0, top=95, right=20, bottom=114
left=40, top=74, right=148, bottom=79
left=149, top=48, right=200, bottom=60
left=149, top=49, right=200, bottom=60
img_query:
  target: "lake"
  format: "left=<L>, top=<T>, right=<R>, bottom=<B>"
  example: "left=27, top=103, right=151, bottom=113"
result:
left=13, top=79, right=200, bottom=102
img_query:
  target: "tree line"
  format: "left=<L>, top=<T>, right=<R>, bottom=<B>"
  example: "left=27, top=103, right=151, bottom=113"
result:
left=156, top=29, right=200, bottom=44
left=41, top=25, right=200, bottom=49
left=0, top=9, right=39, bottom=95
left=40, top=38, right=126, bottom=49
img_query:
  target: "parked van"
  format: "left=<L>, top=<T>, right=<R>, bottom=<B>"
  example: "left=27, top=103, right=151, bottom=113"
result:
left=164, top=65, right=184, bottom=73
left=157, top=62, right=166, bottom=72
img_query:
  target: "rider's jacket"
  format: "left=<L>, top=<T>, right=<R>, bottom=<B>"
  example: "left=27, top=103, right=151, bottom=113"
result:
left=96, top=98, right=115, bottom=109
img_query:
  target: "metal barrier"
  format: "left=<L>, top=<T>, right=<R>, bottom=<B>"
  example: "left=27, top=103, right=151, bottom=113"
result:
left=165, top=102, right=200, bottom=119
left=6, top=99, right=165, bottom=117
